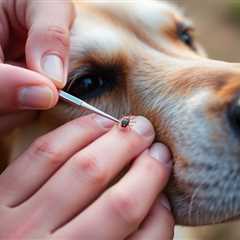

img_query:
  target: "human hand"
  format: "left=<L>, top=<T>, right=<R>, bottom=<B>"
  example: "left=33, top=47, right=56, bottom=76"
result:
left=0, top=115, right=174, bottom=240
left=0, top=0, right=74, bottom=135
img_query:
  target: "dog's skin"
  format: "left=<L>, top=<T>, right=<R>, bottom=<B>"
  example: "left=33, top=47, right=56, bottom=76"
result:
left=5, top=0, right=240, bottom=227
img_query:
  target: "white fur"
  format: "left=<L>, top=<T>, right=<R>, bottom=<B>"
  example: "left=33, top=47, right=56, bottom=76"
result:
left=186, top=90, right=211, bottom=111
left=71, top=18, right=124, bottom=55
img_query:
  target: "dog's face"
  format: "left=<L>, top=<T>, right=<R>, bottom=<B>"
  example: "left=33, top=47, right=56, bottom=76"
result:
left=48, top=0, right=240, bottom=225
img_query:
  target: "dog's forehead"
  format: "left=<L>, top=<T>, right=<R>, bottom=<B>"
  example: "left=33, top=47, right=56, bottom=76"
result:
left=124, top=1, right=185, bottom=31
left=82, top=0, right=185, bottom=30
left=70, top=0, right=186, bottom=67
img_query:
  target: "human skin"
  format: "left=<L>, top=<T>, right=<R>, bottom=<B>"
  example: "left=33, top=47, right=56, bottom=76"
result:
left=0, top=1, right=174, bottom=239
left=0, top=115, right=174, bottom=239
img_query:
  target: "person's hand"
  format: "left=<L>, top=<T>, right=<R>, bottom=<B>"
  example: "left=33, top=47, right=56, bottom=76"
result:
left=0, top=0, right=74, bottom=135
left=0, top=114, right=174, bottom=240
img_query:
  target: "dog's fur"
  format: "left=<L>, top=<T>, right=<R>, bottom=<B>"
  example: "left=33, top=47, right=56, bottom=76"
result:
left=4, top=0, right=240, bottom=228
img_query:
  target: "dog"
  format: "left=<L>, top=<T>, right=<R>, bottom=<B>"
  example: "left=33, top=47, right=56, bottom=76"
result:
left=3, top=0, right=240, bottom=234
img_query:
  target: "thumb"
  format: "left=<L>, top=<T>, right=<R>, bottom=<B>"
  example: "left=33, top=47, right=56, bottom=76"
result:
left=25, top=1, right=75, bottom=89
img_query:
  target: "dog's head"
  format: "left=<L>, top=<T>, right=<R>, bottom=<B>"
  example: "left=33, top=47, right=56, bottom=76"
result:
left=49, top=0, right=240, bottom=225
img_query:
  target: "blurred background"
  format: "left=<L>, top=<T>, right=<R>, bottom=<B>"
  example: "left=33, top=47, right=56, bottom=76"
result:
left=171, top=0, right=240, bottom=62
left=169, top=0, right=240, bottom=239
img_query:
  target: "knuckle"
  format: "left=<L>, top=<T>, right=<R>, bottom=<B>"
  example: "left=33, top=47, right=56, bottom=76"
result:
left=107, top=189, right=142, bottom=227
left=72, top=152, right=107, bottom=186
left=30, top=137, right=62, bottom=166
left=46, top=25, right=69, bottom=49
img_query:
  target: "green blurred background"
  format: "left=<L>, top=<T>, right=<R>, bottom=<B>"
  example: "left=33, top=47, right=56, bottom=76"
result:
left=171, top=0, right=240, bottom=62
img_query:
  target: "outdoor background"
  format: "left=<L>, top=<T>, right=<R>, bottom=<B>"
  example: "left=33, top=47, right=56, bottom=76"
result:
left=169, top=0, right=240, bottom=240
left=172, top=0, right=240, bottom=62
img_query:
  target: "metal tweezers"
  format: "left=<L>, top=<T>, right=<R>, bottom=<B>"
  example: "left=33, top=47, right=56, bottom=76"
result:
left=59, top=90, right=120, bottom=124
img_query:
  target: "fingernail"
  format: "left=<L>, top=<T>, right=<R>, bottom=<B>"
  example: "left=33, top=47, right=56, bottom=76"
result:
left=94, top=114, right=115, bottom=129
left=18, top=86, right=54, bottom=109
left=149, top=143, right=172, bottom=166
left=41, top=54, right=65, bottom=86
left=131, top=116, right=154, bottom=137
left=160, top=195, right=171, bottom=211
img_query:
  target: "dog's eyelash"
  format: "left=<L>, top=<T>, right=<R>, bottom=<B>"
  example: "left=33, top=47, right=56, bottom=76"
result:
left=66, top=68, right=90, bottom=92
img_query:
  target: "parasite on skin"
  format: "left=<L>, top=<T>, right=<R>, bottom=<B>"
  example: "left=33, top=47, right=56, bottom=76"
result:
left=120, top=117, right=131, bottom=128
left=119, top=116, right=136, bottom=129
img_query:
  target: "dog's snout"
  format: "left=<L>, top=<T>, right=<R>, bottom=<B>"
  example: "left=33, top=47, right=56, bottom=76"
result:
left=228, top=96, right=240, bottom=135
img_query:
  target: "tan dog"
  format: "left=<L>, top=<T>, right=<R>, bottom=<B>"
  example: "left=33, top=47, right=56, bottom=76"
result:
left=5, top=0, right=240, bottom=231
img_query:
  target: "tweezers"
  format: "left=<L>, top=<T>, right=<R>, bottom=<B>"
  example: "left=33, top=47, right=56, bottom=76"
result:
left=59, top=90, right=121, bottom=124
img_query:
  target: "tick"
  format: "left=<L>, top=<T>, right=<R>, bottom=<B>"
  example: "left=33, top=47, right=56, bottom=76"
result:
left=120, top=117, right=131, bottom=128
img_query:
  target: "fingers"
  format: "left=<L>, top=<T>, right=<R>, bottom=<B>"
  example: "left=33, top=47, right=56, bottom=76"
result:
left=0, top=4, right=9, bottom=62
left=0, top=64, right=58, bottom=113
left=20, top=117, right=155, bottom=233
left=0, top=114, right=114, bottom=207
left=0, top=0, right=74, bottom=115
left=127, top=196, right=175, bottom=240
left=52, top=143, right=172, bottom=240
left=25, top=0, right=75, bottom=88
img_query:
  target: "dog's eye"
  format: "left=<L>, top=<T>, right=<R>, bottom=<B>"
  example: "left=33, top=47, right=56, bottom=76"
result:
left=66, top=74, right=104, bottom=99
left=180, top=30, right=193, bottom=46
left=65, top=66, right=120, bottom=100
left=177, top=24, right=195, bottom=50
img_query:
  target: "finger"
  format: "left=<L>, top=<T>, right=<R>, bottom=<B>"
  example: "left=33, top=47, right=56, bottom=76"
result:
left=0, top=46, right=4, bottom=62
left=0, top=111, right=36, bottom=136
left=0, top=114, right=114, bottom=207
left=0, top=4, right=10, bottom=62
left=0, top=64, right=58, bottom=113
left=21, top=117, right=155, bottom=233
left=127, top=196, right=175, bottom=240
left=52, top=143, right=172, bottom=240
left=25, top=0, right=75, bottom=88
